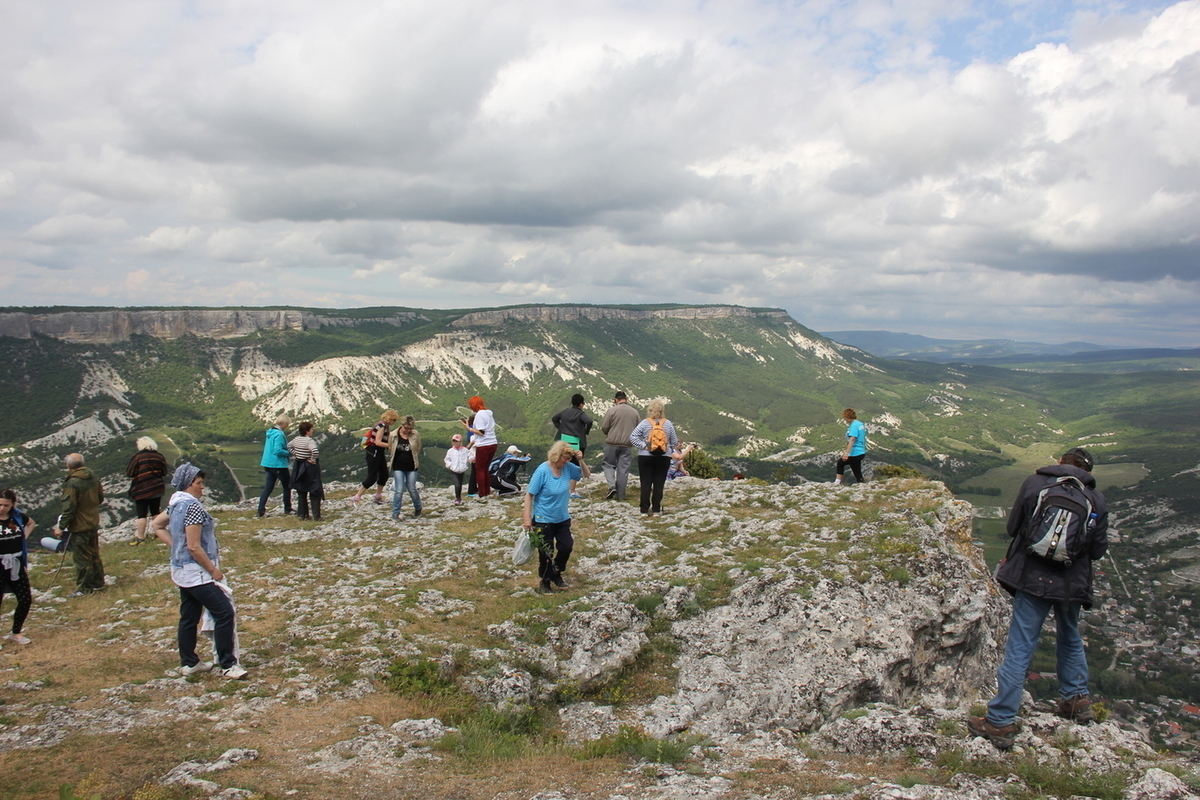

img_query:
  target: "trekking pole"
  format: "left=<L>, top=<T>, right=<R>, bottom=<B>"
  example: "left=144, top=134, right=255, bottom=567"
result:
left=42, top=531, right=71, bottom=593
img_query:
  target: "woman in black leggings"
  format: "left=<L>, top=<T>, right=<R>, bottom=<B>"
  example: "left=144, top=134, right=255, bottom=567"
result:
left=0, top=489, right=35, bottom=645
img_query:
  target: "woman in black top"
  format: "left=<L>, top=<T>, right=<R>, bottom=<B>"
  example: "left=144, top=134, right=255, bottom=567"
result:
left=387, top=415, right=423, bottom=519
left=353, top=410, right=398, bottom=505
left=0, top=489, right=35, bottom=645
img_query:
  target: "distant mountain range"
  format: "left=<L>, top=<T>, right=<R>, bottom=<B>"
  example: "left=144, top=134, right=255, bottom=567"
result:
left=821, top=330, right=1127, bottom=361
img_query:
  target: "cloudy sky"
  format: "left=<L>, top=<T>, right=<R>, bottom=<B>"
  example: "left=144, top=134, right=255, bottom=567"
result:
left=2, top=0, right=1198, bottom=347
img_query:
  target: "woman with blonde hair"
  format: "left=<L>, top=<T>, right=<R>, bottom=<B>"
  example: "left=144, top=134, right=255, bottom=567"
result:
left=523, top=439, right=582, bottom=594
left=126, top=436, right=168, bottom=544
left=387, top=415, right=423, bottom=519
left=354, top=409, right=398, bottom=505
left=629, top=399, right=680, bottom=516
left=258, top=415, right=292, bottom=518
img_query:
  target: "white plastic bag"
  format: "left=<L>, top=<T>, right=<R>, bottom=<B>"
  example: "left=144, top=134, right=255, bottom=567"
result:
left=511, top=530, right=533, bottom=566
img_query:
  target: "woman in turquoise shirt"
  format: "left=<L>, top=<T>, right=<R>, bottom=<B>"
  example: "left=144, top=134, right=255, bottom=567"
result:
left=835, top=408, right=868, bottom=485
left=522, top=440, right=582, bottom=595
left=257, top=415, right=292, bottom=517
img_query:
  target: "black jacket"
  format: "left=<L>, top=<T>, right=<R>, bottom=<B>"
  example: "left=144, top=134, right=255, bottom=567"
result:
left=551, top=406, right=594, bottom=449
left=995, top=464, right=1109, bottom=608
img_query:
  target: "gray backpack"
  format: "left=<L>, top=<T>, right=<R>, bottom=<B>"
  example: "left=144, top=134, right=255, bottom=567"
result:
left=1025, top=475, right=1094, bottom=567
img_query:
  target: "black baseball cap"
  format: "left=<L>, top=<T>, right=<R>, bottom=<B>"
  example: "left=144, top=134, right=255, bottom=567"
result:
left=1062, top=447, right=1094, bottom=472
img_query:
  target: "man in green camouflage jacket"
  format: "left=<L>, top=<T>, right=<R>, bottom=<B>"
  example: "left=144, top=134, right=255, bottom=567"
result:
left=51, top=453, right=106, bottom=596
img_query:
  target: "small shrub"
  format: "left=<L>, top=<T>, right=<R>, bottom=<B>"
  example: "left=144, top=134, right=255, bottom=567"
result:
left=633, top=594, right=664, bottom=615
left=435, top=705, right=549, bottom=761
left=874, top=464, right=924, bottom=480
left=613, top=726, right=707, bottom=764
left=385, top=658, right=457, bottom=696
left=684, top=448, right=724, bottom=480
left=936, top=718, right=964, bottom=737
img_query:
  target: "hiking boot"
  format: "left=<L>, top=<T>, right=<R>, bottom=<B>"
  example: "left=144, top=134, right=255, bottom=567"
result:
left=605, top=488, right=617, bottom=500
left=413, top=508, right=422, bottom=518
left=552, top=575, right=568, bottom=589
left=966, top=716, right=1019, bottom=750
left=536, top=580, right=555, bottom=595
left=1056, top=695, right=1095, bottom=723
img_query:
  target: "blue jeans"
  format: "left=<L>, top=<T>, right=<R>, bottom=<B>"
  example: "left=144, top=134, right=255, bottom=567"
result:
left=987, top=590, right=1089, bottom=726
left=179, top=582, right=237, bottom=670
left=258, top=467, right=292, bottom=516
left=391, top=470, right=422, bottom=517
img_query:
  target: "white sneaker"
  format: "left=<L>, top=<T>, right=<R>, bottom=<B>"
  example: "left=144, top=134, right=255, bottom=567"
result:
left=222, top=664, right=248, bottom=680
left=179, top=661, right=213, bottom=676
left=7, top=633, right=31, bottom=645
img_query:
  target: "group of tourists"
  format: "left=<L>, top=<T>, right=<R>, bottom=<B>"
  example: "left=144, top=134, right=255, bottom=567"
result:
left=0, top=447, right=251, bottom=678
left=0, top=392, right=1114, bottom=748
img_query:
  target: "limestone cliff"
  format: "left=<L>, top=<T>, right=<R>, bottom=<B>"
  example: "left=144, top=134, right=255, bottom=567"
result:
left=0, top=304, right=788, bottom=342
left=0, top=308, right=423, bottom=343
left=450, top=304, right=787, bottom=327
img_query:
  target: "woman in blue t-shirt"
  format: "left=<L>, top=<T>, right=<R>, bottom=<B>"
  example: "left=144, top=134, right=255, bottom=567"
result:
left=522, top=440, right=582, bottom=594
left=835, top=408, right=868, bottom=485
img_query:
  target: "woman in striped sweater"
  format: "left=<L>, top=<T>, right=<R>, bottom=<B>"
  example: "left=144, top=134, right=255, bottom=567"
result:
left=288, top=422, right=324, bottom=521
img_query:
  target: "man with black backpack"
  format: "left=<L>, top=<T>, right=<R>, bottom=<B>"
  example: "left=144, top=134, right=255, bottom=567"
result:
left=968, top=447, right=1109, bottom=750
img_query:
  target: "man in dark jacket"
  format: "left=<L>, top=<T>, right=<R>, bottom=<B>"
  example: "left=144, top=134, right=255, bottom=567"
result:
left=51, top=453, right=106, bottom=596
left=968, top=447, right=1109, bottom=750
left=551, top=393, right=593, bottom=493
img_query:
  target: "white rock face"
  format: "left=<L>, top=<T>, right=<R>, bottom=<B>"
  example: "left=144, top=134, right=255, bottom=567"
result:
left=638, top=508, right=1003, bottom=738
left=552, top=602, right=651, bottom=691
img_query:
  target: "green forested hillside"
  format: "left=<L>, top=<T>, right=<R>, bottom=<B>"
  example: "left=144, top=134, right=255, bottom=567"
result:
left=1, top=306, right=1196, bottom=562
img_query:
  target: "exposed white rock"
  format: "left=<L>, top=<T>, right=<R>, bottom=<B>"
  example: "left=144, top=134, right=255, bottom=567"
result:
left=551, top=602, right=651, bottom=691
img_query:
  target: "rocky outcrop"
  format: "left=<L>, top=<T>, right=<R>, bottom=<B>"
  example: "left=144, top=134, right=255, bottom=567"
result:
left=450, top=305, right=787, bottom=327
left=633, top=491, right=1005, bottom=739
left=0, top=309, right=423, bottom=343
